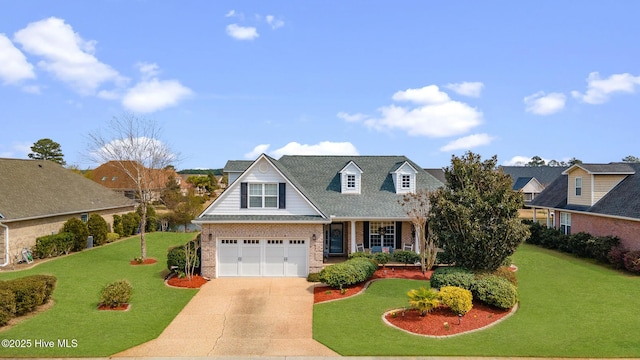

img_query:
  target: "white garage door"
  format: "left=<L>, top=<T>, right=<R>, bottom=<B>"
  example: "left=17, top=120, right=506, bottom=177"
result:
left=217, top=239, right=308, bottom=277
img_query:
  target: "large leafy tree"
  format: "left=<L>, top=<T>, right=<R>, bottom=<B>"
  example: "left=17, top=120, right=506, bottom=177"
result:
left=87, top=113, right=177, bottom=260
left=429, top=151, right=530, bottom=271
left=28, top=138, right=66, bottom=165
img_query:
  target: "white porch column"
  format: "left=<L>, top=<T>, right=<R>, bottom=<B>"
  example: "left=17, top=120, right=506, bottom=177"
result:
left=532, top=208, right=537, bottom=222
left=350, top=220, right=356, bottom=253
left=414, top=225, right=421, bottom=254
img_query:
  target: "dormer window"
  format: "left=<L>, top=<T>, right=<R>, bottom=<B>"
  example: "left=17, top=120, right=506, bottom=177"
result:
left=392, top=161, right=417, bottom=194
left=249, top=183, right=278, bottom=208
left=339, top=161, right=363, bottom=194
left=575, top=177, right=582, bottom=196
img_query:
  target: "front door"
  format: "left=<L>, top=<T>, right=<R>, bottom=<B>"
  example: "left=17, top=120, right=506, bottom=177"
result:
left=329, top=223, right=344, bottom=255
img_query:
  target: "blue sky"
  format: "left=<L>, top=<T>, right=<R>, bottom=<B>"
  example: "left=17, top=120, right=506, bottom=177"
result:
left=1, top=1, right=639, bottom=170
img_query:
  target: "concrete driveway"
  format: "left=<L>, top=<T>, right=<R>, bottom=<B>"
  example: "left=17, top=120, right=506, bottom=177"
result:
left=114, top=278, right=338, bottom=357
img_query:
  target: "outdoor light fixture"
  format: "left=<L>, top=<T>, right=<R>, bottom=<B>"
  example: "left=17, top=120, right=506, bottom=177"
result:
left=208, top=233, right=212, bottom=241
left=458, top=313, right=462, bottom=325
left=312, top=234, right=316, bottom=241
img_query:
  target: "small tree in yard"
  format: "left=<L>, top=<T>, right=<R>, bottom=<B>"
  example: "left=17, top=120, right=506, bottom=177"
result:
left=399, top=189, right=438, bottom=273
left=429, top=151, right=530, bottom=271
left=87, top=214, right=109, bottom=246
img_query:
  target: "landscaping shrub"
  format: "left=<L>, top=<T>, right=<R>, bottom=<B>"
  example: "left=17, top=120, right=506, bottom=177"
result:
left=0, top=288, right=16, bottom=326
left=166, top=239, right=201, bottom=274
left=623, top=250, right=640, bottom=274
left=393, top=250, right=420, bottom=265
left=438, top=286, right=473, bottom=315
left=490, top=266, right=518, bottom=286
left=307, top=272, right=321, bottom=282
left=106, top=232, right=120, bottom=243
left=28, top=275, right=57, bottom=302
left=587, top=235, right=620, bottom=263
left=471, top=275, right=518, bottom=309
left=88, top=214, right=109, bottom=246
left=0, top=276, right=51, bottom=316
left=61, top=217, right=90, bottom=252
left=122, top=212, right=141, bottom=236
left=137, top=205, right=158, bottom=232
left=566, top=232, right=593, bottom=257
left=99, top=280, right=132, bottom=307
left=32, top=232, right=75, bottom=259
left=319, top=257, right=377, bottom=289
left=112, top=214, right=125, bottom=237
left=430, top=266, right=475, bottom=289
left=607, top=245, right=628, bottom=269
left=373, top=252, right=392, bottom=266
left=407, top=287, right=440, bottom=316
left=527, top=222, right=567, bottom=250
left=348, top=251, right=372, bottom=260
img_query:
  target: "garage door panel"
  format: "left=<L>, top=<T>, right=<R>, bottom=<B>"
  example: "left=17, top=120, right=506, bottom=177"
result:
left=265, top=240, right=285, bottom=276
left=286, top=240, right=308, bottom=277
left=217, top=238, right=308, bottom=277
left=240, top=240, right=261, bottom=276
left=218, top=240, right=240, bottom=277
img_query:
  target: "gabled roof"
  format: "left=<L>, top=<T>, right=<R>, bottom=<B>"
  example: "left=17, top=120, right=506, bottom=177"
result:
left=562, top=163, right=635, bottom=175
left=530, top=163, right=640, bottom=220
left=513, top=177, right=534, bottom=191
left=91, top=160, right=176, bottom=191
left=500, top=166, right=568, bottom=187
left=0, top=158, right=136, bottom=221
left=275, top=155, right=443, bottom=219
left=223, top=160, right=254, bottom=173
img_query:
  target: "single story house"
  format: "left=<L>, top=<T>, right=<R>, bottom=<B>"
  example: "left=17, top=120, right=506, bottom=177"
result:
left=193, top=154, right=444, bottom=278
left=0, top=158, right=136, bottom=267
left=499, top=166, right=568, bottom=204
left=529, top=162, right=640, bottom=250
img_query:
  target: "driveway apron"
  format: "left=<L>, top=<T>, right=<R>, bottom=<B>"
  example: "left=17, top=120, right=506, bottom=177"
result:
left=114, top=278, right=338, bottom=357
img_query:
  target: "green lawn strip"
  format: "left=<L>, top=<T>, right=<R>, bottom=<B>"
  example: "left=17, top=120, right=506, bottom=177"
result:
left=314, top=244, right=640, bottom=357
left=0, top=232, right=198, bottom=357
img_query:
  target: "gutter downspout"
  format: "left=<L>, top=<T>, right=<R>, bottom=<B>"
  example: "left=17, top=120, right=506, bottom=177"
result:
left=0, top=221, right=8, bottom=267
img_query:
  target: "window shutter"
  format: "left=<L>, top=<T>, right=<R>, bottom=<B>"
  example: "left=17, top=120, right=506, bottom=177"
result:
left=278, top=183, right=286, bottom=209
left=363, top=221, right=370, bottom=248
left=240, top=182, right=247, bottom=209
left=395, top=221, right=402, bottom=249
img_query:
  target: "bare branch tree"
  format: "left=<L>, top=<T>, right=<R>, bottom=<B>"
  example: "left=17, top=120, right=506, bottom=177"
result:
left=87, top=113, right=178, bottom=259
left=399, top=189, right=438, bottom=273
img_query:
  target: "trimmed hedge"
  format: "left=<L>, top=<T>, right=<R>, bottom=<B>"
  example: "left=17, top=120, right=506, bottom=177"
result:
left=61, top=217, right=89, bottom=252
left=393, top=250, right=420, bottom=265
left=438, top=286, right=473, bottom=315
left=32, top=232, right=75, bottom=259
left=88, top=214, right=109, bottom=246
left=0, top=289, right=15, bottom=326
left=623, top=250, right=640, bottom=274
left=99, top=280, right=132, bottom=307
left=319, top=257, right=377, bottom=289
left=0, top=275, right=57, bottom=318
left=430, top=266, right=475, bottom=289
left=471, top=275, right=518, bottom=309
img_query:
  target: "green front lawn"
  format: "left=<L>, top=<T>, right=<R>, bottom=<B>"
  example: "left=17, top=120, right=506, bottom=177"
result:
left=0, top=232, right=198, bottom=357
left=314, top=244, right=640, bottom=357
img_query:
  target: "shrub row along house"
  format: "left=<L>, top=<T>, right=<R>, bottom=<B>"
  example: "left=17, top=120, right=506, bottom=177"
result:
left=0, top=158, right=136, bottom=267
left=529, top=162, right=640, bottom=251
left=194, top=154, right=444, bottom=279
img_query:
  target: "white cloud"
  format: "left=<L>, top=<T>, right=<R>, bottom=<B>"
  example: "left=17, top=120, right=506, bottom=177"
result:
left=225, top=10, right=236, bottom=17
left=226, top=24, right=259, bottom=41
left=571, top=72, right=640, bottom=104
left=524, top=91, right=566, bottom=115
left=0, top=141, right=32, bottom=158
left=13, top=17, right=127, bottom=95
left=136, top=62, right=160, bottom=80
left=244, top=144, right=270, bottom=159
left=502, top=155, right=553, bottom=166
left=21, top=85, right=41, bottom=94
left=122, top=78, right=192, bottom=113
left=0, top=33, right=35, bottom=84
left=337, top=111, right=367, bottom=122
left=266, top=15, right=285, bottom=29
left=445, top=82, right=484, bottom=97
left=440, top=133, right=494, bottom=152
left=245, top=141, right=359, bottom=159
left=392, top=85, right=450, bottom=104
left=351, top=85, right=482, bottom=138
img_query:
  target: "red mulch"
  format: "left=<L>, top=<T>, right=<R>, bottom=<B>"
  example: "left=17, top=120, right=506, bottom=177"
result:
left=130, top=258, right=158, bottom=265
left=314, top=266, right=514, bottom=336
left=97, top=303, right=130, bottom=311
left=166, top=274, right=208, bottom=288
left=385, top=301, right=512, bottom=336
left=314, top=266, right=432, bottom=303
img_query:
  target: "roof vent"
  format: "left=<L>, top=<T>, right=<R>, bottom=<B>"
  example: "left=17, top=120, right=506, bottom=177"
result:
left=38, top=164, right=43, bottom=168
left=0, top=213, right=4, bottom=219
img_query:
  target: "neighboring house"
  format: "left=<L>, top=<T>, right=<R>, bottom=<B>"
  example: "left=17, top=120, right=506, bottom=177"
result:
left=193, top=154, right=444, bottom=278
left=529, top=162, right=640, bottom=251
left=0, top=158, right=136, bottom=267
left=91, top=161, right=182, bottom=201
left=500, top=166, right=568, bottom=204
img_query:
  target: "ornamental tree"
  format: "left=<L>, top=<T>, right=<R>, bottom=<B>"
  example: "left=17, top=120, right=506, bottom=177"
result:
left=429, top=151, right=529, bottom=271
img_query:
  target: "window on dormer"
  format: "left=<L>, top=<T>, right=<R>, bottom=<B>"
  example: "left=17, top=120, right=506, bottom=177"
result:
left=575, top=177, right=582, bottom=196
left=347, top=174, right=356, bottom=188
left=401, top=174, right=411, bottom=189
left=249, top=183, right=278, bottom=208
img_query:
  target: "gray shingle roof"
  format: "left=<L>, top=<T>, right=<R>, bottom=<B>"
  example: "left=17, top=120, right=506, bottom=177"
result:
left=275, top=155, right=444, bottom=218
left=194, top=214, right=327, bottom=223
left=500, top=166, right=568, bottom=187
left=566, top=163, right=635, bottom=174
left=530, top=163, right=640, bottom=220
left=224, top=160, right=253, bottom=172
left=0, top=158, right=136, bottom=221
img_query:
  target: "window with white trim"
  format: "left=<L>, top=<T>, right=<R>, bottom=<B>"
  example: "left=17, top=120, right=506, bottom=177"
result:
left=560, top=212, right=571, bottom=235
left=249, top=183, right=278, bottom=208
left=346, top=174, right=356, bottom=189
left=575, top=177, right=582, bottom=196
left=369, top=222, right=395, bottom=248
left=401, top=174, right=411, bottom=189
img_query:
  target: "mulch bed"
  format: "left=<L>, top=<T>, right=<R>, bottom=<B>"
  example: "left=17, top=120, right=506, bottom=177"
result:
left=314, top=266, right=516, bottom=336
left=166, top=274, right=208, bottom=288
left=130, top=258, right=158, bottom=265
left=97, top=303, right=130, bottom=311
